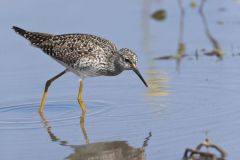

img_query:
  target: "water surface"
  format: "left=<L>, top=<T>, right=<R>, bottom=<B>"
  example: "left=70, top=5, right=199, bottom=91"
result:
left=1, top=0, right=240, bottom=159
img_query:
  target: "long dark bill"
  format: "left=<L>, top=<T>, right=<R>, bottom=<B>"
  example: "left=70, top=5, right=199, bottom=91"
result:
left=133, top=68, right=148, bottom=87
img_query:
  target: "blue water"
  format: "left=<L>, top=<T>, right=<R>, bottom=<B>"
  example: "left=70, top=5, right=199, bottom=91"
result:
left=1, top=0, right=240, bottom=159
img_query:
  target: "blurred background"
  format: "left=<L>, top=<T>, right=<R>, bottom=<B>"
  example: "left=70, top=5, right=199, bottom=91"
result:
left=1, top=0, right=240, bottom=160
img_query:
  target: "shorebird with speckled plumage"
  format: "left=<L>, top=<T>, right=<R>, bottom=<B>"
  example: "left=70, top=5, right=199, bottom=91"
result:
left=13, top=26, right=148, bottom=113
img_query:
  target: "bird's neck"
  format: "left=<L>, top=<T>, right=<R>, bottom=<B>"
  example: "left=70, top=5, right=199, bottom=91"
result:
left=109, top=54, right=124, bottom=76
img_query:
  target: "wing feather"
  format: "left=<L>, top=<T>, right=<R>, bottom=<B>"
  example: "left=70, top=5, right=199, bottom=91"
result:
left=40, top=34, right=116, bottom=67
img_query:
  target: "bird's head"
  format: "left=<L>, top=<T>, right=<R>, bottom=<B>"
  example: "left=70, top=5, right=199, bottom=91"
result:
left=118, top=48, right=148, bottom=87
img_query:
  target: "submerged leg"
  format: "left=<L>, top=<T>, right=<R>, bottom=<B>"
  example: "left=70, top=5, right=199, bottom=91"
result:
left=80, top=112, right=89, bottom=144
left=77, top=80, right=86, bottom=113
left=39, top=69, right=67, bottom=113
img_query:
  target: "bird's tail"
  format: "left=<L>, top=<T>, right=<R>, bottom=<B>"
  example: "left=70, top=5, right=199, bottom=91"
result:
left=12, top=26, right=52, bottom=47
left=12, top=26, right=26, bottom=36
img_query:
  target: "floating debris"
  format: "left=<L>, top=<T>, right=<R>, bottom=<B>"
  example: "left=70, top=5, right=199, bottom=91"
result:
left=177, top=42, right=186, bottom=58
left=151, top=9, right=166, bottom=21
left=204, top=48, right=224, bottom=58
left=190, top=0, right=197, bottom=8
left=155, top=0, right=186, bottom=72
left=183, top=137, right=226, bottom=160
left=155, top=55, right=178, bottom=60
left=199, top=0, right=224, bottom=59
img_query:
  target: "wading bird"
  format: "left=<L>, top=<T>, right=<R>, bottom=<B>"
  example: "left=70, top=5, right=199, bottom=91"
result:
left=13, top=26, right=148, bottom=113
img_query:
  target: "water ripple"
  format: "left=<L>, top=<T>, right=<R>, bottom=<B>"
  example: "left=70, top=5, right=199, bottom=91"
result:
left=0, top=100, right=113, bottom=130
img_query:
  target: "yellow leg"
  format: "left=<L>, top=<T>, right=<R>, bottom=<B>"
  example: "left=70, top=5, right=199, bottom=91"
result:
left=80, top=112, right=89, bottom=144
left=77, top=80, right=86, bottom=113
left=39, top=70, right=67, bottom=113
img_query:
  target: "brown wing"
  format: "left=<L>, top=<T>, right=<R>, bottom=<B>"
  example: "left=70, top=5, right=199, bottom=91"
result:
left=13, top=26, right=117, bottom=68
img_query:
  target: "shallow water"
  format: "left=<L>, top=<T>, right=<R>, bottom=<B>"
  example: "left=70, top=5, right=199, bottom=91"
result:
left=1, top=0, right=240, bottom=159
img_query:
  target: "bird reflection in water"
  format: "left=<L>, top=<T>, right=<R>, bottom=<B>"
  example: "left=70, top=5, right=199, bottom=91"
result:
left=39, top=112, right=89, bottom=145
left=39, top=112, right=151, bottom=160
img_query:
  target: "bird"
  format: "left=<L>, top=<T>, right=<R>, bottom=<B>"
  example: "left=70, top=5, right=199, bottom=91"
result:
left=12, top=26, right=148, bottom=113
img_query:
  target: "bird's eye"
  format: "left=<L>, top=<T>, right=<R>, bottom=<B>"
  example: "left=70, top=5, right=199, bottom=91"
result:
left=124, top=58, right=131, bottom=63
